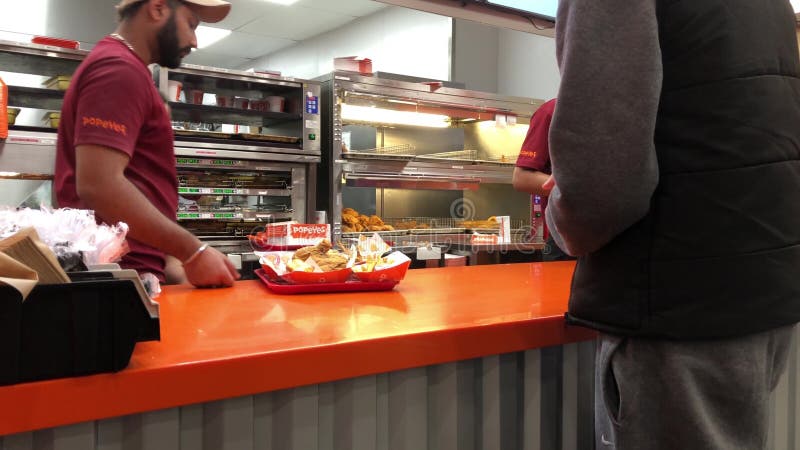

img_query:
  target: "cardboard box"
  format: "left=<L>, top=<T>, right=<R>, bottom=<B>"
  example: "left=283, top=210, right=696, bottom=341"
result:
left=496, top=215, right=511, bottom=243
left=262, top=221, right=330, bottom=246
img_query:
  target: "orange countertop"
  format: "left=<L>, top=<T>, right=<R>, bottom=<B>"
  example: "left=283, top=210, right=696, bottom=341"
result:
left=0, top=261, right=595, bottom=436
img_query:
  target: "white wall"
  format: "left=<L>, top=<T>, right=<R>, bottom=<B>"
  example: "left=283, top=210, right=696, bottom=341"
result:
left=497, top=27, right=560, bottom=101
left=452, top=19, right=499, bottom=93
left=243, top=7, right=452, bottom=81
left=452, top=18, right=559, bottom=101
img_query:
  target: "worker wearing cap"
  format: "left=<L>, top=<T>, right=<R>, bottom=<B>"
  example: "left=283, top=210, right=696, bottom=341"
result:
left=54, top=0, right=239, bottom=288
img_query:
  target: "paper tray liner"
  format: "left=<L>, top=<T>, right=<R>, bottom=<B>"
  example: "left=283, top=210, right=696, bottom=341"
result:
left=255, top=269, right=398, bottom=294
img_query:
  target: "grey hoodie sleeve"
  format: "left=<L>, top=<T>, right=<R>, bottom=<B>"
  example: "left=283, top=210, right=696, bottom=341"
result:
left=545, top=0, right=662, bottom=256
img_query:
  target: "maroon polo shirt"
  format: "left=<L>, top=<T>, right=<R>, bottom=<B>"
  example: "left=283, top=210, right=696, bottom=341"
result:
left=516, top=98, right=556, bottom=208
left=516, top=98, right=556, bottom=174
left=55, top=37, right=178, bottom=282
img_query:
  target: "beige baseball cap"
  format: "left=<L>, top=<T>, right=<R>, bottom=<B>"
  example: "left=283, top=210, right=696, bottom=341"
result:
left=117, top=0, right=231, bottom=23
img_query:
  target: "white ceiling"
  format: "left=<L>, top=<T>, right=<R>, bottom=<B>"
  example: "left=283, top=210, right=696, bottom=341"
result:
left=0, top=0, right=387, bottom=69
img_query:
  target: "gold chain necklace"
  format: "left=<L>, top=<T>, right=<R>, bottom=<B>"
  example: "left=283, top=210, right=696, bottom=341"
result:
left=109, top=33, right=136, bottom=54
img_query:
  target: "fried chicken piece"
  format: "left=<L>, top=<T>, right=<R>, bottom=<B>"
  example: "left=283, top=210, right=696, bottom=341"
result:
left=311, top=250, right=348, bottom=271
left=458, top=217, right=500, bottom=229
left=369, top=224, right=394, bottom=231
left=342, top=213, right=360, bottom=226
left=337, top=242, right=353, bottom=257
left=367, top=224, right=396, bottom=232
left=293, top=239, right=332, bottom=261
left=394, top=220, right=417, bottom=230
left=368, top=215, right=384, bottom=227
left=344, top=222, right=365, bottom=232
left=342, top=207, right=358, bottom=216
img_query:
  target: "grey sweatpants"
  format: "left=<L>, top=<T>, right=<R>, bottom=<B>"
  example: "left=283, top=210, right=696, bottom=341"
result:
left=595, top=325, right=795, bottom=450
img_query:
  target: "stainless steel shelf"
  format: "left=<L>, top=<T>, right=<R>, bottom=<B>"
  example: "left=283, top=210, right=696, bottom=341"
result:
left=339, top=158, right=515, bottom=187
left=177, top=210, right=294, bottom=221
left=169, top=102, right=302, bottom=125
left=170, top=64, right=307, bottom=89
left=0, top=41, right=84, bottom=77
left=174, top=146, right=320, bottom=163
left=7, top=86, right=65, bottom=111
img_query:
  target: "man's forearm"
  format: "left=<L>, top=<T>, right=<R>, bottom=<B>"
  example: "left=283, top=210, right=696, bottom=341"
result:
left=512, top=167, right=552, bottom=197
left=164, top=255, right=189, bottom=284
left=78, top=178, right=201, bottom=262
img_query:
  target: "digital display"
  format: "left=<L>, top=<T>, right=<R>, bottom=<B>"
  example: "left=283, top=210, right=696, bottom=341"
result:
left=483, top=0, right=558, bottom=20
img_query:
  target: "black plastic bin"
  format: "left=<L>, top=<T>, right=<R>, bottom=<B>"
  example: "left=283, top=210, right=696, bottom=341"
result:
left=0, top=273, right=160, bottom=386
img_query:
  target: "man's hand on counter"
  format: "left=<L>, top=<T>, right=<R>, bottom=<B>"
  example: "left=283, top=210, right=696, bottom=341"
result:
left=542, top=175, right=555, bottom=191
left=183, top=246, right=240, bottom=288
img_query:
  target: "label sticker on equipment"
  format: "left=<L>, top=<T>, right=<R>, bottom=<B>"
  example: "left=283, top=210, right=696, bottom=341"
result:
left=306, top=96, right=319, bottom=114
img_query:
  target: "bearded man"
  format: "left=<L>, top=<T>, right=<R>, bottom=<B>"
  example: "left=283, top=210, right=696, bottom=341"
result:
left=54, top=0, right=239, bottom=288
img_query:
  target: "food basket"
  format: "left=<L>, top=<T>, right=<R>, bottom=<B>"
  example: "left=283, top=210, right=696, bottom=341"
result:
left=44, top=111, right=60, bottom=128
left=352, top=255, right=411, bottom=283
left=43, top=75, right=71, bottom=91
left=7, top=107, right=20, bottom=126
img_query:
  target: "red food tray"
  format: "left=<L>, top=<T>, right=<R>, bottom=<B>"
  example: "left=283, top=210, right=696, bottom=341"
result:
left=254, top=269, right=398, bottom=294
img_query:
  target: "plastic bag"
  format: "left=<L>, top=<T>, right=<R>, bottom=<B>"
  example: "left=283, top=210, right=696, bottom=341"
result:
left=0, top=207, right=129, bottom=267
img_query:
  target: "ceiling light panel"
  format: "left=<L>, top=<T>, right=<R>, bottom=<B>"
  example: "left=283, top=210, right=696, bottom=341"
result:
left=341, top=104, right=450, bottom=128
left=195, top=26, right=232, bottom=49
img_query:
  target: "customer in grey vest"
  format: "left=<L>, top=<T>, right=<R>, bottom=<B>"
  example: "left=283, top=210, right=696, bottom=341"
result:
left=545, top=0, right=800, bottom=448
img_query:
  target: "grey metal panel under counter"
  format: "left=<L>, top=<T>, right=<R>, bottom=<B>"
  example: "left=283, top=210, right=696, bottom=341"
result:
left=0, top=343, right=596, bottom=450
left=5, top=327, right=800, bottom=450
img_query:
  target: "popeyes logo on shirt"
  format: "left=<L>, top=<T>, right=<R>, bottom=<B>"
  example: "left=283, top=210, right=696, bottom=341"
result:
left=518, top=150, right=537, bottom=159
left=82, top=116, right=127, bottom=136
